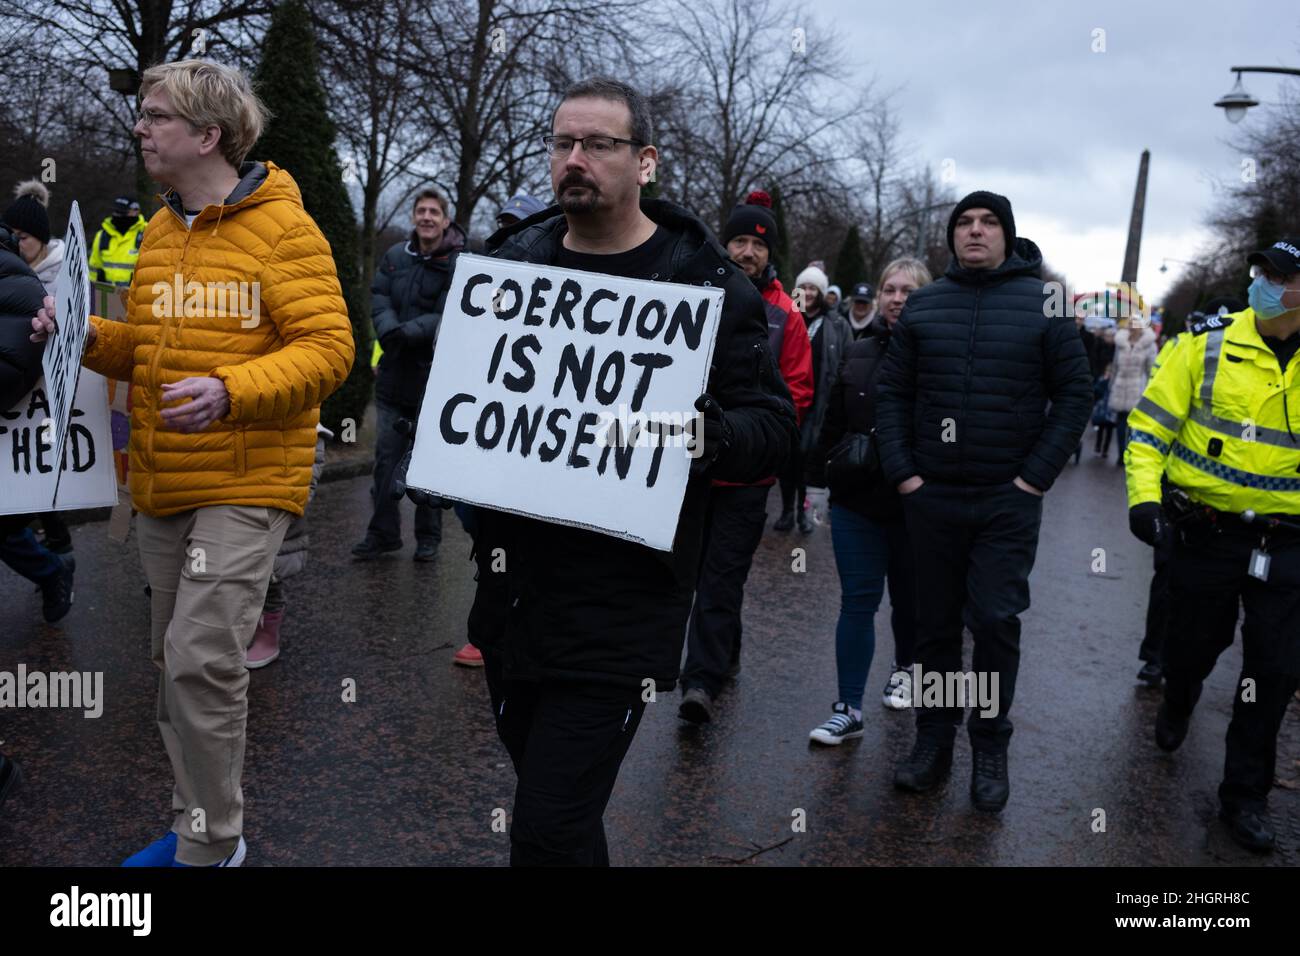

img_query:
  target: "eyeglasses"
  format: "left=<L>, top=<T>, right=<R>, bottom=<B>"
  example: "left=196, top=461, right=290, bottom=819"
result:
left=543, top=134, right=644, bottom=157
left=135, top=108, right=184, bottom=127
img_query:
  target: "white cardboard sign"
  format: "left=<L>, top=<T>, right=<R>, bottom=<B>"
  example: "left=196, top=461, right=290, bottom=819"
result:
left=407, top=252, right=723, bottom=551
left=42, top=199, right=91, bottom=506
left=1, top=371, right=118, bottom=514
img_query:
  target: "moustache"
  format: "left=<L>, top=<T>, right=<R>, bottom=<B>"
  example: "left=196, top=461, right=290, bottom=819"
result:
left=558, top=175, right=598, bottom=192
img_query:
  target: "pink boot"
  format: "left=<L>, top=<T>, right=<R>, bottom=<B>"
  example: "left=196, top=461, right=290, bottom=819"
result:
left=246, top=610, right=284, bottom=669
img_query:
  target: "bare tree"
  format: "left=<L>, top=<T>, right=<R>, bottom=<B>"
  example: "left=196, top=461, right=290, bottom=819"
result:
left=650, top=0, right=860, bottom=234
left=2, top=0, right=272, bottom=200
left=393, top=0, right=644, bottom=235
left=311, top=0, right=449, bottom=291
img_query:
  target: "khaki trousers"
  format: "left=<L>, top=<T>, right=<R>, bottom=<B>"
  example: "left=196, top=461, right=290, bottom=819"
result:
left=136, top=504, right=291, bottom=865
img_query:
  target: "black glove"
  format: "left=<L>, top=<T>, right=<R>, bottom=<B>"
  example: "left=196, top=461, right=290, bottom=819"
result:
left=1129, top=502, right=1168, bottom=548
left=378, top=326, right=406, bottom=354
left=688, top=393, right=733, bottom=476
left=389, top=417, right=447, bottom=508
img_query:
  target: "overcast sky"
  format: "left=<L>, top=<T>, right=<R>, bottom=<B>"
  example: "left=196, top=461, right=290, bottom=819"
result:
left=817, top=0, right=1300, bottom=303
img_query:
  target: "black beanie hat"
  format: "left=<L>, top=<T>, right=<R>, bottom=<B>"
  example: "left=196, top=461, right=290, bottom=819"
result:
left=947, top=190, right=1015, bottom=257
left=723, top=190, right=779, bottom=252
left=2, top=181, right=51, bottom=245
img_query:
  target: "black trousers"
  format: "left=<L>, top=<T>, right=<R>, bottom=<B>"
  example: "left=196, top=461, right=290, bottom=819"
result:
left=482, top=651, right=647, bottom=866
left=1140, top=531, right=1176, bottom=664
left=367, top=396, right=441, bottom=547
left=1164, top=524, right=1300, bottom=814
left=681, top=484, right=770, bottom=698
left=778, top=449, right=806, bottom=515
left=901, top=480, right=1043, bottom=752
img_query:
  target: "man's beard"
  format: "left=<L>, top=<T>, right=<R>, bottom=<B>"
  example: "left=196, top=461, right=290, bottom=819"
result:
left=556, top=176, right=602, bottom=215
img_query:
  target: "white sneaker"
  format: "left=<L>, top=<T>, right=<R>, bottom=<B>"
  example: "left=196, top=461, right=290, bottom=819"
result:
left=882, top=666, right=912, bottom=709
left=216, top=836, right=247, bottom=867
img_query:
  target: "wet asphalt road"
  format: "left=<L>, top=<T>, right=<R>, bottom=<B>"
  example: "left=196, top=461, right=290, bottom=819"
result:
left=1, top=446, right=1296, bottom=866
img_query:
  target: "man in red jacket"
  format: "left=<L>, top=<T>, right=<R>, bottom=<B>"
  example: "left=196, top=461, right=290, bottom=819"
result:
left=679, top=191, right=813, bottom=722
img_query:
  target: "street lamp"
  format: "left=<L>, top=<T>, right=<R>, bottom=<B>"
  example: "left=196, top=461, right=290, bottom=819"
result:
left=1159, top=257, right=1195, bottom=274
left=1214, top=66, right=1300, bottom=123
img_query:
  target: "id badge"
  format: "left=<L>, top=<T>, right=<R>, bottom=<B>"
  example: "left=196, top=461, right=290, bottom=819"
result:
left=1248, top=548, right=1271, bottom=581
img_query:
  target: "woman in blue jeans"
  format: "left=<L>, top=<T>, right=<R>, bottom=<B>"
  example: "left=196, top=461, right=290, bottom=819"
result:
left=805, top=258, right=930, bottom=744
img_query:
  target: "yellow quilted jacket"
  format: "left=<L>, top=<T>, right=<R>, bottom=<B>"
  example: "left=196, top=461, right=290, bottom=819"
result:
left=81, top=161, right=355, bottom=517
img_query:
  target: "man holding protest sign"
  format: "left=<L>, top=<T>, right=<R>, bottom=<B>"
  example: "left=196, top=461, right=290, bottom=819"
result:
left=31, top=59, right=354, bottom=866
left=449, top=77, right=796, bottom=866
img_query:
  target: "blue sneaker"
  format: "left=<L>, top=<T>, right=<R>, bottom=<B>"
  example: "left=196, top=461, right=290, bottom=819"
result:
left=122, top=832, right=178, bottom=867
left=173, top=836, right=247, bottom=868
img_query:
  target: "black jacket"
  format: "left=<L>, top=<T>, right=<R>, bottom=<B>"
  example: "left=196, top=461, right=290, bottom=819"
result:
left=802, top=307, right=852, bottom=453
left=371, top=223, right=467, bottom=408
left=875, top=238, right=1092, bottom=491
left=809, top=315, right=901, bottom=521
left=467, top=199, right=797, bottom=690
left=0, top=244, right=46, bottom=412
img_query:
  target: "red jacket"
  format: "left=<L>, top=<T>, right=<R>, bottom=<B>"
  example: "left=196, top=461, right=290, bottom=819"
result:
left=763, top=277, right=814, bottom=424
left=715, top=275, right=813, bottom=487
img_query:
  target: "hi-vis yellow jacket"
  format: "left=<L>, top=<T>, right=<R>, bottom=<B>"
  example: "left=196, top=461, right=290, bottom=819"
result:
left=1125, top=309, right=1300, bottom=514
left=88, top=215, right=147, bottom=285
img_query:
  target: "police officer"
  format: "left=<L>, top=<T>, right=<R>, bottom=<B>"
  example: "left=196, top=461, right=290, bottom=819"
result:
left=1125, top=237, right=1300, bottom=853
left=1135, top=297, right=1244, bottom=688
left=88, top=196, right=146, bottom=285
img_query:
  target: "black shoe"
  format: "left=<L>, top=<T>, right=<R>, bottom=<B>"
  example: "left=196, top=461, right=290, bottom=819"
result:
left=894, top=738, right=953, bottom=792
left=352, top=538, right=401, bottom=560
left=40, top=555, right=75, bottom=623
left=1154, top=701, right=1191, bottom=751
left=1219, top=805, right=1275, bottom=853
left=971, top=748, right=1010, bottom=812
left=413, top=541, right=439, bottom=562
left=797, top=509, right=815, bottom=534
left=773, top=510, right=795, bottom=532
left=0, top=753, right=21, bottom=809
left=678, top=687, right=714, bottom=724
left=1136, top=661, right=1163, bottom=687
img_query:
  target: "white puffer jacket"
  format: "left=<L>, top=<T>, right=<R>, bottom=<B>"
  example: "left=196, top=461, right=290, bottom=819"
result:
left=1107, top=327, right=1158, bottom=414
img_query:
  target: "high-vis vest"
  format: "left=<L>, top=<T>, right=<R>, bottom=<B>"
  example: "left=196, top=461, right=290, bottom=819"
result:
left=1125, top=309, right=1300, bottom=514
left=88, top=215, right=147, bottom=285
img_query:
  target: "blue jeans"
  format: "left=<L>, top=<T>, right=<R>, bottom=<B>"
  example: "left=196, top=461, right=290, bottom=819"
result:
left=829, top=505, right=917, bottom=710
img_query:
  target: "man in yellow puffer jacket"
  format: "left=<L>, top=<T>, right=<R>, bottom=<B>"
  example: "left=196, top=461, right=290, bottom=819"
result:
left=33, top=59, right=354, bottom=867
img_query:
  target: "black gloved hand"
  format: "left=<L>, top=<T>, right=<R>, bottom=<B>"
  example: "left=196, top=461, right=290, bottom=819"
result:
left=389, top=417, right=445, bottom=508
left=688, top=393, right=733, bottom=476
left=1129, top=501, right=1168, bottom=548
left=378, top=326, right=405, bottom=354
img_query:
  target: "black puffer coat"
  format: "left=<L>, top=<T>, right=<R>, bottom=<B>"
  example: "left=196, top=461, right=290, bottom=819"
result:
left=467, top=198, right=797, bottom=690
left=371, top=223, right=467, bottom=408
left=0, top=243, right=47, bottom=412
left=875, top=238, right=1092, bottom=491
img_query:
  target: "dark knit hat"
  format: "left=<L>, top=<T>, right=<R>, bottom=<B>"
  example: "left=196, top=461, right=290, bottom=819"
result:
left=723, top=190, right=779, bottom=252
left=2, top=180, right=51, bottom=245
left=947, top=190, right=1015, bottom=257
